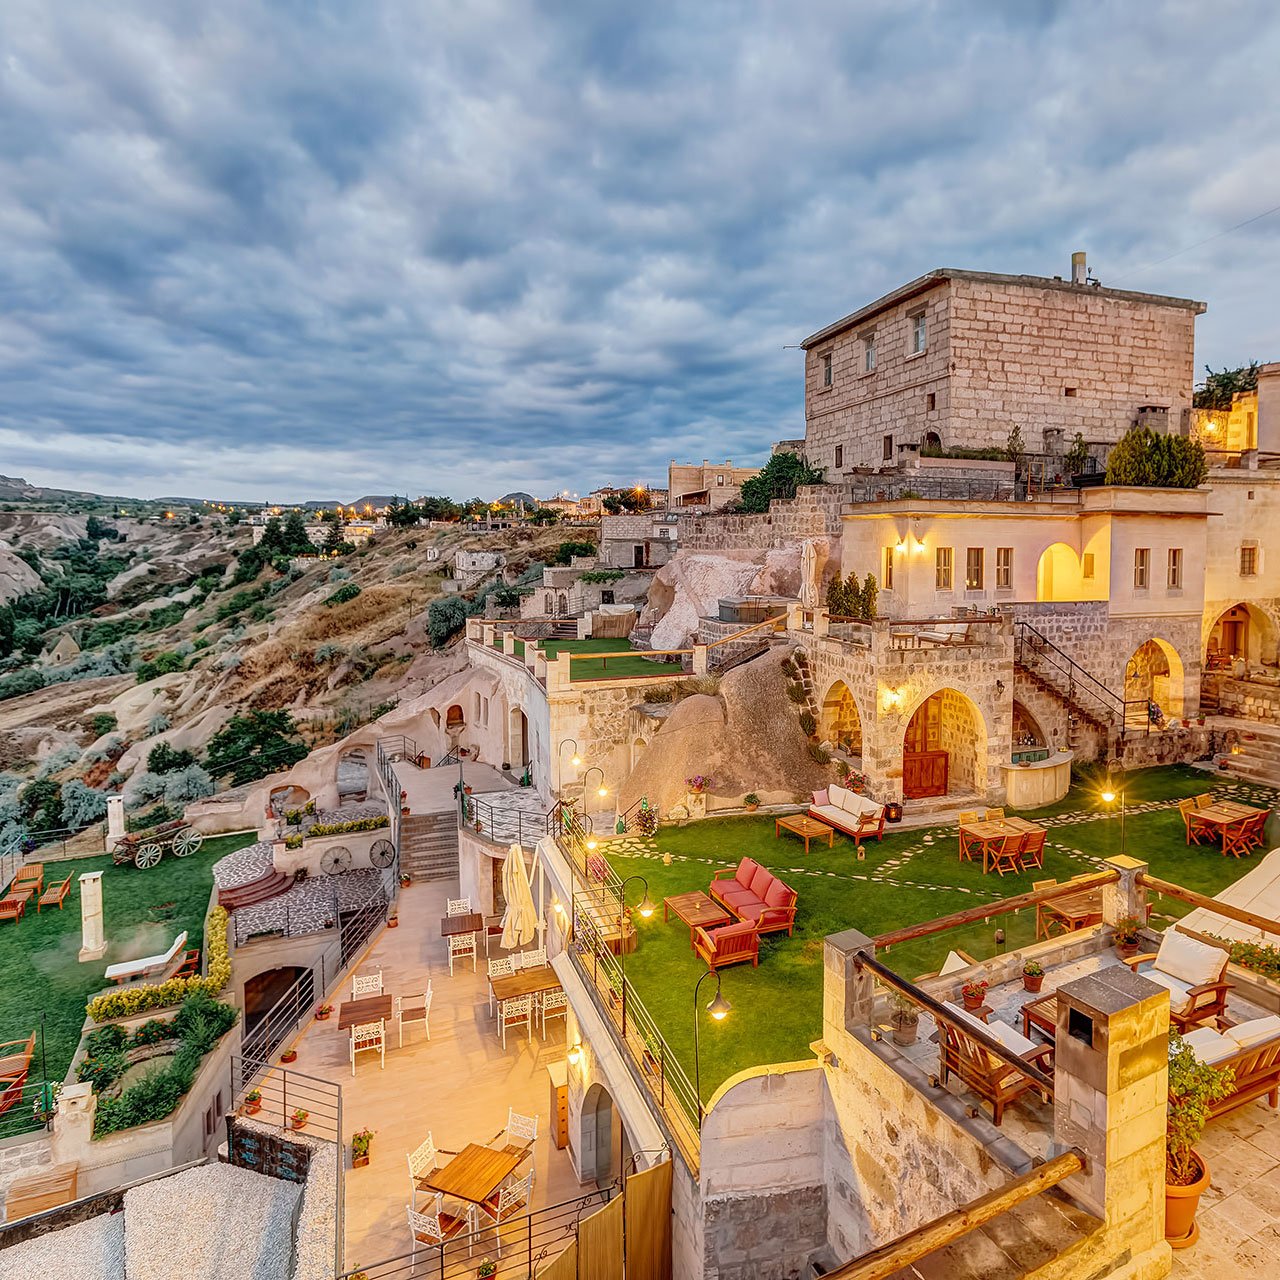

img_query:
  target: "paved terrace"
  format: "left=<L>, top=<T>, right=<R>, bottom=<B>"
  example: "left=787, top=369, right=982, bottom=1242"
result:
left=284, top=878, right=581, bottom=1274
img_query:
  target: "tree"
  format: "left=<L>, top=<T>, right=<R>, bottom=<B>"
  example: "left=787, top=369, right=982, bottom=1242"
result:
left=555, top=541, right=597, bottom=565
left=1064, top=432, right=1090, bottom=475
left=1193, top=362, right=1258, bottom=411
left=1005, top=424, right=1026, bottom=470
left=322, top=521, right=346, bottom=555
left=824, top=570, right=878, bottom=620
left=528, top=507, right=559, bottom=525
left=205, top=710, right=308, bottom=785
left=147, top=742, right=198, bottom=775
left=1105, top=426, right=1208, bottom=489
left=280, top=511, right=314, bottom=555
left=427, top=597, right=470, bottom=648
left=737, top=453, right=825, bottom=514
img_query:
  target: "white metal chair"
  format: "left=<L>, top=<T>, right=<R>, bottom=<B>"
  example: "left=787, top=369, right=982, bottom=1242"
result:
left=350, top=1020, right=385, bottom=1075
left=476, top=1170, right=534, bottom=1255
left=539, top=989, right=568, bottom=1037
left=499, top=994, right=533, bottom=1048
left=394, top=985, right=433, bottom=1046
left=520, top=946, right=547, bottom=969
left=406, top=1133, right=446, bottom=1209
left=448, top=932, right=477, bottom=976
left=352, top=970, right=383, bottom=998
left=496, top=1108, right=538, bottom=1154
left=407, top=1197, right=470, bottom=1272
left=487, top=957, right=514, bottom=1015
left=447, top=897, right=472, bottom=916
left=482, top=914, right=504, bottom=954
left=508, top=950, right=524, bottom=971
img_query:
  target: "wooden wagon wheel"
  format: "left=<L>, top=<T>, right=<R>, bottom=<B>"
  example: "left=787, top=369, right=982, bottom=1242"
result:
left=134, top=843, right=163, bottom=869
left=368, top=839, right=395, bottom=869
left=320, top=845, right=352, bottom=875
left=172, top=829, right=204, bottom=858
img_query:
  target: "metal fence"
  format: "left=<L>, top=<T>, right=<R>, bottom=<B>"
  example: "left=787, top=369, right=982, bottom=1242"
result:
left=461, top=795, right=554, bottom=849
left=335, top=1185, right=616, bottom=1280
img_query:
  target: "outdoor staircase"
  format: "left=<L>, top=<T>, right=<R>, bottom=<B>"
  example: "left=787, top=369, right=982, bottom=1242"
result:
left=1013, top=621, right=1122, bottom=752
left=1221, top=722, right=1280, bottom=789
left=400, top=812, right=460, bottom=881
left=217, top=869, right=292, bottom=910
left=548, top=620, right=579, bottom=640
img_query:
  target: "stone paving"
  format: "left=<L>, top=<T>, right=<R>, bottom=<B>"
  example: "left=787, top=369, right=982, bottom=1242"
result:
left=232, top=869, right=384, bottom=940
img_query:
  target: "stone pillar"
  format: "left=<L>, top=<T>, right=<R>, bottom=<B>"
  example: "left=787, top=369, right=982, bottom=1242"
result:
left=503, top=633, right=516, bottom=657
left=822, top=928, right=876, bottom=1041
left=549, top=651, right=572, bottom=692
left=1100, top=854, right=1148, bottom=931
left=526, top=641, right=538, bottom=671
left=692, top=644, right=709, bottom=676
left=106, top=795, right=125, bottom=843
left=577, top=616, right=591, bottom=639
left=482, top=623, right=495, bottom=648
left=534, top=651, right=548, bottom=683
left=1052, top=965, right=1169, bottom=1272
left=813, top=612, right=830, bottom=639
left=788, top=602, right=803, bottom=633
left=78, top=871, right=107, bottom=962
left=50, top=1083, right=97, bottom=1170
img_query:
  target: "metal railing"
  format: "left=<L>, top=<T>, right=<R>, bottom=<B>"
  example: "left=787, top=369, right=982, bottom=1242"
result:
left=0, top=1076, right=56, bottom=1143
left=461, top=795, right=553, bottom=848
left=335, top=1185, right=617, bottom=1280
left=232, top=861, right=393, bottom=948
left=1014, top=620, right=1141, bottom=734
left=240, top=965, right=321, bottom=1067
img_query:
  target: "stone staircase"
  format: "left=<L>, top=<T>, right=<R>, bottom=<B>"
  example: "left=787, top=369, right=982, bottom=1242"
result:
left=548, top=620, right=579, bottom=640
left=400, top=812, right=460, bottom=881
left=1221, top=722, right=1280, bottom=788
left=217, top=869, right=293, bottom=910
left=1013, top=622, right=1121, bottom=755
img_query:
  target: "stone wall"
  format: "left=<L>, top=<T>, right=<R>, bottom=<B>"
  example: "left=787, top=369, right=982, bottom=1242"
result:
left=1216, top=675, right=1280, bottom=723
left=677, top=484, right=845, bottom=553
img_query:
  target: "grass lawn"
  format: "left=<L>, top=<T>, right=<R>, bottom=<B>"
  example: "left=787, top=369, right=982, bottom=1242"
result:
left=605, top=765, right=1279, bottom=1101
left=540, top=638, right=685, bottom=681
left=0, top=832, right=255, bottom=1086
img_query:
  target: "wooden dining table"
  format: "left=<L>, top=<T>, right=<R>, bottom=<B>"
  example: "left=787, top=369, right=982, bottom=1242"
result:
left=419, top=1143, right=526, bottom=1207
left=958, top=816, right=1043, bottom=873
left=1192, top=800, right=1267, bottom=849
left=1036, top=887, right=1104, bottom=939
left=337, top=993, right=393, bottom=1031
left=441, top=912, right=483, bottom=937
left=489, top=968, right=561, bottom=1005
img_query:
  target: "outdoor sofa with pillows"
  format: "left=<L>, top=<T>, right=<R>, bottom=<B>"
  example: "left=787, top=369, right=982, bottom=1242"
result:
left=809, top=783, right=886, bottom=842
left=1181, top=1014, right=1280, bottom=1119
left=709, top=858, right=798, bottom=937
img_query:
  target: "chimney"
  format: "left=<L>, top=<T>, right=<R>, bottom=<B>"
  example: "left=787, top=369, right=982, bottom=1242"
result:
left=1071, top=251, right=1087, bottom=286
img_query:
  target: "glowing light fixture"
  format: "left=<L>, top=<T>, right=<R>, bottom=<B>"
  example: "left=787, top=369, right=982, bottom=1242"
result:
left=568, top=1041, right=582, bottom=1065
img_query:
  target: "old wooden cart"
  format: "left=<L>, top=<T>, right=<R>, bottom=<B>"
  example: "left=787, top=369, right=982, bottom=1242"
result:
left=111, top=820, right=204, bottom=870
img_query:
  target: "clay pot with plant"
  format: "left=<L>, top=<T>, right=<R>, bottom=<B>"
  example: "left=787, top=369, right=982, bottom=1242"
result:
left=280, top=1048, right=298, bottom=1065
left=889, top=992, right=920, bottom=1046
left=315, top=1004, right=332, bottom=1022
left=1112, top=915, right=1143, bottom=957
left=1165, top=1032, right=1235, bottom=1247
left=291, top=1108, right=309, bottom=1131
left=960, top=979, right=988, bottom=1012
left=743, top=792, right=760, bottom=812
left=1022, top=960, right=1045, bottom=993
left=350, top=1127, right=375, bottom=1168
left=476, top=1261, right=497, bottom=1280
left=242, top=1089, right=262, bottom=1116
left=388, top=913, right=399, bottom=929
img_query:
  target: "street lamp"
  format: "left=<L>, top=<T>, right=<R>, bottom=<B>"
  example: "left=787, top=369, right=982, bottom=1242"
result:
left=693, top=968, right=732, bottom=1124
left=1101, top=784, right=1126, bottom=858
left=583, top=767, right=607, bottom=810
left=558, top=738, right=583, bottom=769
left=618, top=875, right=654, bottom=1036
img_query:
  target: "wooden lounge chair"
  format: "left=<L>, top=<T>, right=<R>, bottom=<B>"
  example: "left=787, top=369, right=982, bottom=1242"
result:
left=103, top=931, right=188, bottom=984
left=173, top=948, right=200, bottom=978
left=990, top=834, right=1023, bottom=877
left=1182, top=1016, right=1280, bottom=1119
left=1124, top=926, right=1233, bottom=1032
left=694, top=920, right=760, bottom=969
left=37, top=875, right=72, bottom=912
left=937, top=1011, right=1054, bottom=1125
left=0, top=1033, right=36, bottom=1117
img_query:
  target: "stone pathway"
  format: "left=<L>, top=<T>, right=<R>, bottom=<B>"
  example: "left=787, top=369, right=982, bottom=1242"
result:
left=232, top=868, right=384, bottom=940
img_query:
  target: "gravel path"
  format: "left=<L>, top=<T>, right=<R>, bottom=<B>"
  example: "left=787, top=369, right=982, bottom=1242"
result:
left=0, top=1212, right=125, bottom=1280
left=123, top=1162, right=301, bottom=1280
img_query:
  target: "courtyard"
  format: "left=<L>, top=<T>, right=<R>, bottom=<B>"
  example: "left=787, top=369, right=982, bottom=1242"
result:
left=601, top=765, right=1280, bottom=1102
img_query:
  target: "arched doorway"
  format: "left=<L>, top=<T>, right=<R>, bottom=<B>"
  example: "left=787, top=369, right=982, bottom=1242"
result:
left=1124, top=640, right=1185, bottom=724
left=631, top=736, right=647, bottom=771
left=903, top=688, right=987, bottom=799
left=268, top=785, right=309, bottom=818
left=1035, top=543, right=1082, bottom=602
left=581, top=1082, right=633, bottom=1186
left=1207, top=603, right=1277, bottom=668
left=243, top=966, right=313, bottom=1055
left=336, top=748, right=369, bottom=803
left=445, top=704, right=465, bottom=733
left=1013, top=701, right=1049, bottom=758
left=923, top=430, right=942, bottom=451
left=820, top=680, right=863, bottom=758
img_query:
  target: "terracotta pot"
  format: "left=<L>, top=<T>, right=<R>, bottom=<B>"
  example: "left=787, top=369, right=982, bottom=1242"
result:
left=352, top=1153, right=369, bottom=1168
left=891, top=1018, right=919, bottom=1047
left=1116, top=941, right=1140, bottom=958
left=388, top=917, right=399, bottom=928
left=744, top=803, right=759, bottom=812
left=291, top=1117, right=308, bottom=1131
left=315, top=1010, right=331, bottom=1021
left=1166, top=1152, right=1210, bottom=1247
left=1023, top=973, right=1044, bottom=993
left=962, top=994, right=984, bottom=1012
left=243, top=1102, right=262, bottom=1116
left=280, top=1050, right=297, bottom=1064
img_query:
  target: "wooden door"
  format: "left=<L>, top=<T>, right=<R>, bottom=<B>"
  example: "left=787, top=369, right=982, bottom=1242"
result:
left=903, top=752, right=948, bottom=798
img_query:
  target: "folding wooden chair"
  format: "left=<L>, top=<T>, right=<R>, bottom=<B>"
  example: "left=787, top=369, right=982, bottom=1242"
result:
left=1245, top=809, right=1271, bottom=852
left=1019, top=830, right=1046, bottom=871
left=990, top=834, right=1023, bottom=877
left=958, top=813, right=982, bottom=862
left=1179, top=798, right=1213, bottom=846
left=1032, top=879, right=1057, bottom=939
left=1223, top=818, right=1253, bottom=859
left=984, top=808, right=1005, bottom=821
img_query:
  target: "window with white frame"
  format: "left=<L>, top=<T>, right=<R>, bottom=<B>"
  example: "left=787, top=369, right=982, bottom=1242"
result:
left=1167, top=548, right=1182, bottom=590
left=996, top=547, right=1013, bottom=589
left=936, top=547, right=953, bottom=591
left=1134, top=548, right=1150, bottom=590
left=911, top=312, right=926, bottom=354
left=965, top=547, right=984, bottom=591
left=863, top=332, right=876, bottom=372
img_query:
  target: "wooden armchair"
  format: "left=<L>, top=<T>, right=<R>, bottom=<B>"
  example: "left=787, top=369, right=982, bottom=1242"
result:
left=11, top=864, right=42, bottom=895
left=1125, top=927, right=1233, bottom=1032
left=694, top=921, right=760, bottom=970
left=1179, top=798, right=1214, bottom=846
left=0, top=1033, right=36, bottom=1117
left=937, top=1018, right=1054, bottom=1126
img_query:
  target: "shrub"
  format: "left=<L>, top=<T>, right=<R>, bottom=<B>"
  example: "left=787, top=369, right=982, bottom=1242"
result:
left=314, top=642, right=344, bottom=662
left=554, top=541, right=597, bottom=565
left=1105, top=425, right=1208, bottom=488
left=218, top=651, right=242, bottom=671
left=148, top=743, right=197, bottom=775
left=162, top=765, right=215, bottom=806
left=578, top=570, right=623, bottom=584
left=91, top=713, right=118, bottom=737
left=135, top=651, right=185, bottom=684
left=122, top=770, right=167, bottom=810
left=0, top=669, right=47, bottom=702
left=306, top=816, right=390, bottom=837
left=640, top=685, right=675, bottom=703
left=427, top=597, right=470, bottom=648
left=807, top=743, right=831, bottom=764
left=328, top=567, right=352, bottom=584
left=737, top=452, right=826, bottom=513
left=798, top=709, right=817, bottom=736
left=1167, top=1031, right=1234, bottom=1185
left=60, top=779, right=109, bottom=829
left=37, top=743, right=81, bottom=778
left=145, top=713, right=171, bottom=737
left=324, top=583, right=362, bottom=607
left=1208, top=935, right=1280, bottom=980
left=786, top=682, right=808, bottom=704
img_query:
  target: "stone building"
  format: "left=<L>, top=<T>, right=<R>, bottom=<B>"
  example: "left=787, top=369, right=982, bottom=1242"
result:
left=667, top=458, right=762, bottom=511
left=801, top=256, right=1204, bottom=474
left=598, top=511, right=681, bottom=569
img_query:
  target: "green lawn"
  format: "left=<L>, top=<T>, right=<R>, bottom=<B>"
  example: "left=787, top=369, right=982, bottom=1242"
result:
left=540, top=638, right=685, bottom=681
left=0, top=832, right=255, bottom=1085
left=605, top=765, right=1278, bottom=1101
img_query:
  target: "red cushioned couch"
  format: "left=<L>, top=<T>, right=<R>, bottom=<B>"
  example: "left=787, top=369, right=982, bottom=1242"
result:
left=709, top=858, right=798, bottom=937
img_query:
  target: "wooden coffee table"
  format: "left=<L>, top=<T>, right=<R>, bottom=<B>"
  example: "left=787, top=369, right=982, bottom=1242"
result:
left=775, top=814, right=834, bottom=852
left=1021, top=992, right=1058, bottom=1041
left=664, top=891, right=732, bottom=949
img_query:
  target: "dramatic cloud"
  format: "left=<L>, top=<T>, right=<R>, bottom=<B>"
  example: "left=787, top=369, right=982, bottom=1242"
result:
left=2, top=0, right=1278, bottom=501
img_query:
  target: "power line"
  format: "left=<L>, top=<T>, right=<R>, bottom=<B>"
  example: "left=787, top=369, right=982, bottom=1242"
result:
left=1109, top=201, right=1280, bottom=283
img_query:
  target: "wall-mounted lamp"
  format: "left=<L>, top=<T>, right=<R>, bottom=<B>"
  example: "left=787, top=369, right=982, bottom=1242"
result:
left=895, top=539, right=907, bottom=552
left=553, top=900, right=567, bottom=917
left=885, top=688, right=902, bottom=711
left=995, top=680, right=1005, bottom=696
left=568, top=1041, right=582, bottom=1066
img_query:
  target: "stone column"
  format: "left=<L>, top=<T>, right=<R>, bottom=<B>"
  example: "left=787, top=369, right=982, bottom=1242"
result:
left=106, top=796, right=125, bottom=843
left=1100, top=854, right=1148, bottom=931
left=822, top=928, right=876, bottom=1041
left=813, top=612, right=830, bottom=639
left=78, top=871, right=107, bottom=961
left=503, top=633, right=516, bottom=657
left=482, top=623, right=495, bottom=648
left=788, top=602, right=803, bottom=632
left=1051, top=965, right=1169, bottom=1271
left=692, top=644, right=709, bottom=676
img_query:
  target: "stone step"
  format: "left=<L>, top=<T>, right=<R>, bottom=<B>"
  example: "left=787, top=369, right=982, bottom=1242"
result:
left=217, top=871, right=292, bottom=910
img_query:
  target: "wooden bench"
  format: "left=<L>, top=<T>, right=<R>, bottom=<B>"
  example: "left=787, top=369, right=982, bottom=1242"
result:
left=937, top=1012, right=1054, bottom=1126
left=11, top=863, right=43, bottom=895
left=0, top=1032, right=36, bottom=1117
left=37, top=875, right=73, bottom=912
left=4, top=1162, right=79, bottom=1221
left=0, top=893, right=27, bottom=925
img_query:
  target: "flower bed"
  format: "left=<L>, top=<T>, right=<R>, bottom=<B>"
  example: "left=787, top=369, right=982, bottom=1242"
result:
left=1210, top=936, right=1280, bottom=981
left=304, top=816, right=389, bottom=838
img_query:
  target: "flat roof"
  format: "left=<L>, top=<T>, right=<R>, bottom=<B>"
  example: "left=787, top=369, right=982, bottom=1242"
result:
left=801, top=269, right=1207, bottom=349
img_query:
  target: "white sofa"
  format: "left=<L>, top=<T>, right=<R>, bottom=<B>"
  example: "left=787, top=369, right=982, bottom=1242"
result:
left=1184, top=1015, right=1280, bottom=1064
left=809, top=783, right=886, bottom=841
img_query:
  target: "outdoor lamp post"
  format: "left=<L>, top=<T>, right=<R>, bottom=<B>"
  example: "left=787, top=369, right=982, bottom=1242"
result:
left=557, top=738, right=582, bottom=792
left=618, top=875, right=654, bottom=1036
left=693, top=968, right=732, bottom=1124
left=1101, top=785, right=1127, bottom=858
left=583, top=767, right=607, bottom=812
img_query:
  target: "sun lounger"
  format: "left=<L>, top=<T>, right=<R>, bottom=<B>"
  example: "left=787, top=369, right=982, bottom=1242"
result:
left=103, top=931, right=189, bottom=984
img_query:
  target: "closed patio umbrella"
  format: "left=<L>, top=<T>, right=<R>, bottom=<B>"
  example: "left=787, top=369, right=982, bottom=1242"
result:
left=800, top=538, right=819, bottom=609
left=501, top=843, right=538, bottom=948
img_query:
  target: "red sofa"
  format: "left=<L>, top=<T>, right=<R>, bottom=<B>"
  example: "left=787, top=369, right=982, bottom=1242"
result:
left=709, top=858, right=798, bottom=937
left=694, top=920, right=760, bottom=969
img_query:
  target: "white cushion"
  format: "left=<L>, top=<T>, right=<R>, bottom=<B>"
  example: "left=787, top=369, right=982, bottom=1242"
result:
left=828, top=783, right=850, bottom=810
left=1137, top=967, right=1193, bottom=1010
left=810, top=804, right=850, bottom=828
left=939, top=951, right=972, bottom=976
left=1183, top=1027, right=1237, bottom=1065
left=1223, top=1015, right=1280, bottom=1049
left=985, top=1018, right=1038, bottom=1057
left=1155, top=930, right=1229, bottom=989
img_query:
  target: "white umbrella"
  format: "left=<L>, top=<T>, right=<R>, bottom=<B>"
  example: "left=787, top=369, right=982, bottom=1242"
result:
left=800, top=538, right=819, bottom=609
left=501, top=843, right=538, bottom=948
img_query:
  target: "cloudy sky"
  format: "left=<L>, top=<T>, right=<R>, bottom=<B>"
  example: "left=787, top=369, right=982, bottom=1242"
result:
left=3, top=1, right=1279, bottom=503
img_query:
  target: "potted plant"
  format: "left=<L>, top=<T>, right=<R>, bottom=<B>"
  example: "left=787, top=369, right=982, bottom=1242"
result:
left=641, top=1029, right=662, bottom=1077
left=743, top=792, right=760, bottom=812
left=1196, top=714, right=1206, bottom=726
left=960, top=979, right=988, bottom=1012
left=889, top=992, right=920, bottom=1046
left=400, top=872, right=412, bottom=886
left=315, top=1004, right=333, bottom=1021
left=291, top=1108, right=309, bottom=1131
left=31, top=1081, right=60, bottom=1124
left=350, top=1127, right=375, bottom=1167
left=685, top=775, right=714, bottom=794
left=1022, top=959, right=1045, bottom=993
left=1113, top=915, right=1143, bottom=957
left=242, top=1089, right=262, bottom=1116
left=1165, top=1032, right=1235, bottom=1247
left=476, top=1261, right=497, bottom=1279
left=387, top=912, right=399, bottom=929
left=280, top=1048, right=298, bottom=1065
left=846, top=770, right=867, bottom=794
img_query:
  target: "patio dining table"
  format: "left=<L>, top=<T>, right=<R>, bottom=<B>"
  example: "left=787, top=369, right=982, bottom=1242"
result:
left=958, top=816, right=1043, bottom=873
left=337, top=993, right=393, bottom=1031
left=1191, top=800, right=1268, bottom=851
left=1036, top=887, right=1104, bottom=939
left=419, top=1143, right=525, bottom=1208
left=489, top=968, right=561, bottom=1005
